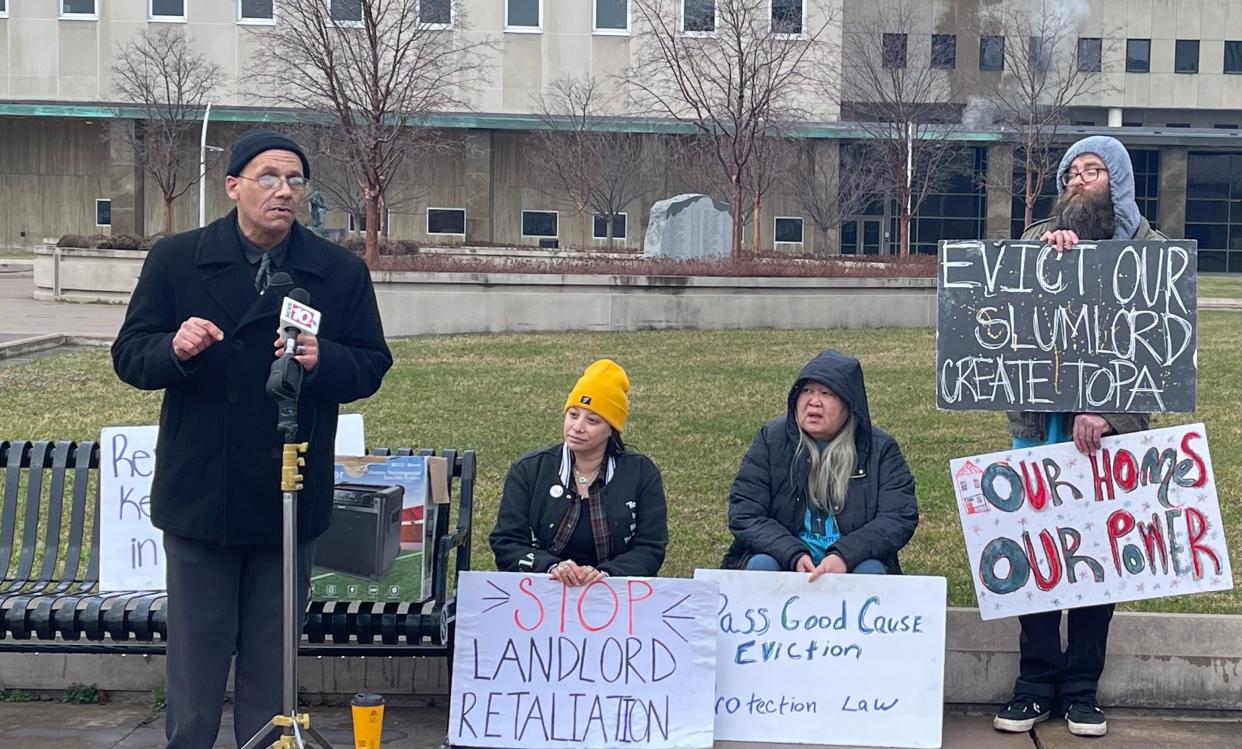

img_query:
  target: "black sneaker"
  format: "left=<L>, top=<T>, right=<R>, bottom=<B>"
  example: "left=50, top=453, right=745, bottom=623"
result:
left=1064, top=696, right=1108, bottom=737
left=993, top=694, right=1053, bottom=732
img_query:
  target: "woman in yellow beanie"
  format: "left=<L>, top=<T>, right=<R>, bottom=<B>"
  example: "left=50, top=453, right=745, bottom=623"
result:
left=489, top=359, right=668, bottom=584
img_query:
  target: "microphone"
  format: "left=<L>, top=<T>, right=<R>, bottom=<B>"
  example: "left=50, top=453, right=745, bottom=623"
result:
left=279, top=288, right=320, bottom=356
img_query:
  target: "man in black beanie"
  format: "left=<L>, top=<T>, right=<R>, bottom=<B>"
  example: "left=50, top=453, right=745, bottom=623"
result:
left=112, top=129, right=392, bottom=748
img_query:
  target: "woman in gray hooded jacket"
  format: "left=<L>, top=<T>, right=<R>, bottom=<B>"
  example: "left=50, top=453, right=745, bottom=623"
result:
left=721, top=349, right=919, bottom=577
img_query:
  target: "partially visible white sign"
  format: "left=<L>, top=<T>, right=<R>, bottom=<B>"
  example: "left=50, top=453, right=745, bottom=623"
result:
left=99, top=416, right=365, bottom=592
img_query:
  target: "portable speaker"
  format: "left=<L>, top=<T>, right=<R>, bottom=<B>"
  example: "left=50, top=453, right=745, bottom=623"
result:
left=314, top=483, right=404, bottom=581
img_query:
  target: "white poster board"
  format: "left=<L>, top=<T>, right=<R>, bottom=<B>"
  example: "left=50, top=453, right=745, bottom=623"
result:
left=449, top=571, right=718, bottom=749
left=98, top=415, right=365, bottom=592
left=951, top=423, right=1233, bottom=620
left=695, top=569, right=947, bottom=749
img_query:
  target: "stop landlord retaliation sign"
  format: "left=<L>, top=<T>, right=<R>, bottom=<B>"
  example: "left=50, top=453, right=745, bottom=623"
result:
left=936, top=239, right=1198, bottom=413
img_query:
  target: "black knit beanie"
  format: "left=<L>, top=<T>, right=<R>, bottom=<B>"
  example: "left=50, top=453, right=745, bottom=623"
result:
left=227, top=129, right=311, bottom=180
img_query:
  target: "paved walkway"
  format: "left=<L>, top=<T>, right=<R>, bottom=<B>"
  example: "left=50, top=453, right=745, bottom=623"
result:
left=0, top=701, right=1239, bottom=748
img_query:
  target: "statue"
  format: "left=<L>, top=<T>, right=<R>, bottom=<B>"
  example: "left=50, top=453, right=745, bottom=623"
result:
left=308, top=190, right=328, bottom=228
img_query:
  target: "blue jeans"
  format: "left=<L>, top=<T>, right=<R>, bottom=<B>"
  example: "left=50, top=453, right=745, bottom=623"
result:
left=744, top=553, right=887, bottom=574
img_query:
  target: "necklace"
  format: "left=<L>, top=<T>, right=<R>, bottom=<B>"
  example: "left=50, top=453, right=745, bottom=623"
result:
left=574, top=468, right=598, bottom=487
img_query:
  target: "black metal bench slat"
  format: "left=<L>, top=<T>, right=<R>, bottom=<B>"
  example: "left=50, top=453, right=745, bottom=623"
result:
left=6, top=441, right=51, bottom=593
left=61, top=442, right=97, bottom=595
left=0, top=441, right=27, bottom=586
left=1, top=442, right=474, bottom=656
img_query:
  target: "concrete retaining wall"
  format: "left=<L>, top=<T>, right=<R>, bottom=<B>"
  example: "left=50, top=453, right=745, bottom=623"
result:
left=33, top=247, right=937, bottom=333
left=3, top=609, right=1239, bottom=707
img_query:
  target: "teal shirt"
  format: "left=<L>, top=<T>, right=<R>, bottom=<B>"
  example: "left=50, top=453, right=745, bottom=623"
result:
left=1012, top=412, right=1071, bottom=448
left=800, top=505, right=840, bottom=564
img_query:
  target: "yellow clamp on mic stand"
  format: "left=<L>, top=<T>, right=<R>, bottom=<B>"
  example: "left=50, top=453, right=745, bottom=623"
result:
left=281, top=443, right=308, bottom=491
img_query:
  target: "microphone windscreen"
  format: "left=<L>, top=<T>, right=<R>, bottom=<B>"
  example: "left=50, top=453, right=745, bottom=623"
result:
left=289, top=287, right=311, bottom=305
left=268, top=271, right=294, bottom=290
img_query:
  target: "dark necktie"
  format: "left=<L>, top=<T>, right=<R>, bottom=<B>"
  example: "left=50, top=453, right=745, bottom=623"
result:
left=255, top=252, right=272, bottom=293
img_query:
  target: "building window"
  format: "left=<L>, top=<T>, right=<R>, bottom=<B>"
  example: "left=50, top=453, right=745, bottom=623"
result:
left=594, top=0, right=627, bottom=33
left=506, top=0, right=540, bottom=30
left=1175, top=39, right=1199, bottom=74
left=771, top=0, right=803, bottom=36
left=1225, top=41, right=1242, bottom=74
left=1131, top=149, right=1160, bottom=230
left=931, top=34, right=956, bottom=69
left=521, top=210, right=558, bottom=238
left=883, top=33, right=908, bottom=68
left=1077, top=37, right=1102, bottom=72
left=331, top=0, right=363, bottom=24
left=1126, top=39, right=1150, bottom=73
left=683, top=0, right=715, bottom=34
left=150, top=0, right=185, bottom=19
left=426, top=208, right=466, bottom=235
left=1027, top=36, right=1049, bottom=72
left=980, top=36, right=1005, bottom=71
left=1166, top=123, right=1191, bottom=128
left=60, top=0, right=97, bottom=17
left=0, top=0, right=8, bottom=17
left=774, top=217, right=804, bottom=244
left=95, top=199, right=112, bottom=227
left=1186, top=152, right=1242, bottom=272
left=420, top=0, right=452, bottom=27
left=911, top=147, right=987, bottom=255
left=238, top=0, right=274, bottom=22
left=593, top=213, right=628, bottom=240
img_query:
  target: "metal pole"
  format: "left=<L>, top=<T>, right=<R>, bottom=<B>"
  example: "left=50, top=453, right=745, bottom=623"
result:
left=283, top=484, right=298, bottom=723
left=199, top=101, right=213, bottom=228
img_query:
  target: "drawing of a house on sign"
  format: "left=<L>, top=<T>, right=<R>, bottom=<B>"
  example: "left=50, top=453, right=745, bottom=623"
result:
left=955, top=460, right=988, bottom=514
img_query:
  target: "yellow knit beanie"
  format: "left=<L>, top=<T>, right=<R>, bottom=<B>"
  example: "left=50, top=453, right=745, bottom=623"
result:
left=564, top=359, right=629, bottom=432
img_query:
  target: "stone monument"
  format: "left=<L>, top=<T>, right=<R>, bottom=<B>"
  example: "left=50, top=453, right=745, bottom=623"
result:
left=643, top=193, right=732, bottom=258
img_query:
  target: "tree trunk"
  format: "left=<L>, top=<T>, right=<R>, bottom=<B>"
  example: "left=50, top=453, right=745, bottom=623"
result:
left=364, top=193, right=380, bottom=268
left=752, top=193, right=762, bottom=254
left=163, top=195, right=174, bottom=235
left=730, top=181, right=745, bottom=263
left=899, top=211, right=911, bottom=257
left=1024, top=154, right=1036, bottom=227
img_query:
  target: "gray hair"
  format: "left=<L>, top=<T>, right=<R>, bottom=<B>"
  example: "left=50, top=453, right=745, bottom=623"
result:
left=795, top=416, right=857, bottom=515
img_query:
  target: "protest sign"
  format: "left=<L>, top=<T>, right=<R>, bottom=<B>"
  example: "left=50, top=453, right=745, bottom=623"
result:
left=99, top=416, right=365, bottom=592
left=952, top=423, right=1232, bottom=620
left=696, top=569, right=947, bottom=749
left=449, top=571, right=717, bottom=749
left=937, top=239, right=1197, bottom=413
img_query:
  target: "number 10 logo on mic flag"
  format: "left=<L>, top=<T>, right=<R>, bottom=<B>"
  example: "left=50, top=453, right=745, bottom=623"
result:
left=281, top=296, right=321, bottom=335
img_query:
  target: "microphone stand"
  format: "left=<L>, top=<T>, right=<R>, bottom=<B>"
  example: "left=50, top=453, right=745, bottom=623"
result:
left=241, top=344, right=333, bottom=749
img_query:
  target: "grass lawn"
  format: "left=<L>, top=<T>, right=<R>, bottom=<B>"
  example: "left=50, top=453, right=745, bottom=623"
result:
left=1, top=313, right=1238, bottom=613
left=0, top=248, right=35, bottom=259
left=1200, top=274, right=1242, bottom=300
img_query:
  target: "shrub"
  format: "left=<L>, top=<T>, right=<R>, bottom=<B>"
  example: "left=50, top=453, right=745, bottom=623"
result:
left=61, top=683, right=100, bottom=704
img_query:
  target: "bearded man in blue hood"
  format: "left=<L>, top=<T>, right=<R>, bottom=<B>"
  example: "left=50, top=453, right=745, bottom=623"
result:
left=994, top=136, right=1165, bottom=739
left=721, top=349, right=919, bottom=579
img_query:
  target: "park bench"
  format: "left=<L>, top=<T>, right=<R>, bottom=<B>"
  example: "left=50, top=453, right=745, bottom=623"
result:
left=0, top=439, right=475, bottom=658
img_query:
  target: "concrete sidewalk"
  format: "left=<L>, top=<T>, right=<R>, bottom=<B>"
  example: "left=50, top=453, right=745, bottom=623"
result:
left=0, top=273, right=126, bottom=341
left=1, top=701, right=1240, bottom=749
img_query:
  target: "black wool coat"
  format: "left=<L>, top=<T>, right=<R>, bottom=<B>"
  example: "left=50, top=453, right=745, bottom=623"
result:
left=112, top=210, right=392, bottom=545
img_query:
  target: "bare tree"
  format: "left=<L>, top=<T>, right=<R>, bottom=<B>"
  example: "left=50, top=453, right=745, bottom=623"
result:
left=112, top=27, right=224, bottom=234
left=250, top=0, right=492, bottom=266
left=983, top=1, right=1119, bottom=228
left=784, top=141, right=884, bottom=253
left=293, top=121, right=461, bottom=237
left=840, top=0, right=963, bottom=255
left=744, top=134, right=802, bottom=252
left=627, top=0, right=839, bottom=261
left=528, top=76, right=649, bottom=249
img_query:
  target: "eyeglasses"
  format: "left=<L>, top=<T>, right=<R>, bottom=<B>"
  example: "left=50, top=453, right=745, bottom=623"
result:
left=237, top=174, right=309, bottom=191
left=1061, top=167, right=1107, bottom=187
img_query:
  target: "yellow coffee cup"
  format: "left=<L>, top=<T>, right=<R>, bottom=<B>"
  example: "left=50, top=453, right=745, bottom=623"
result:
left=351, top=693, right=385, bottom=749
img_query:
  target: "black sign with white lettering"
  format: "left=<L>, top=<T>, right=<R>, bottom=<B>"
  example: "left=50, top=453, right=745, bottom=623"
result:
left=936, top=239, right=1197, bottom=413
